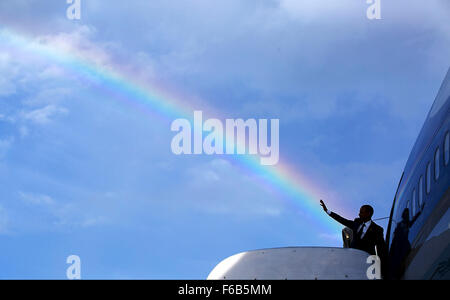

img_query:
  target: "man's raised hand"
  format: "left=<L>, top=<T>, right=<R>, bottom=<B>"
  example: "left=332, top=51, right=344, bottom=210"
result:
left=320, top=199, right=328, bottom=212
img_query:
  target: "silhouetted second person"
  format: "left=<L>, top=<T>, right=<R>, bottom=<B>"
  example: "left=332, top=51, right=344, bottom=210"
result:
left=320, top=200, right=386, bottom=257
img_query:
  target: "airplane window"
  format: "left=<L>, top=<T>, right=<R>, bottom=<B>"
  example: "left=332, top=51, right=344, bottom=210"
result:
left=418, top=176, right=423, bottom=209
left=412, top=188, right=417, bottom=216
left=426, top=162, right=431, bottom=194
left=445, top=132, right=449, bottom=166
left=435, top=148, right=440, bottom=181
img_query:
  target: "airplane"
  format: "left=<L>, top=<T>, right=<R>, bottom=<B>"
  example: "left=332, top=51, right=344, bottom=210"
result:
left=207, top=67, right=450, bottom=280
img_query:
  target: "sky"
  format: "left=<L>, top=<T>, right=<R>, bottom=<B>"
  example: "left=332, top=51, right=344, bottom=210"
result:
left=0, top=0, right=449, bottom=279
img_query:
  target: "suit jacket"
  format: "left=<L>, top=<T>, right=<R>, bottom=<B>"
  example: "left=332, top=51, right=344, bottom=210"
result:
left=330, top=212, right=386, bottom=256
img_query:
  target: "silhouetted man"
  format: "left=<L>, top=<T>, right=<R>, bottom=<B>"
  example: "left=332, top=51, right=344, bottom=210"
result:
left=320, top=200, right=386, bottom=257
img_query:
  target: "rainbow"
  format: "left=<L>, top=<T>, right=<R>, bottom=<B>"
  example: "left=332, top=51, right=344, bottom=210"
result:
left=0, top=27, right=343, bottom=235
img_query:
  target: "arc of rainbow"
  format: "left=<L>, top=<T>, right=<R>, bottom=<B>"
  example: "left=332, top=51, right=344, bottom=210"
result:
left=0, top=28, right=342, bottom=234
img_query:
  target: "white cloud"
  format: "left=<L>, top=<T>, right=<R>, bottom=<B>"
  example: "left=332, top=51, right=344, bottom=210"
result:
left=186, top=158, right=232, bottom=187
left=18, top=191, right=110, bottom=230
left=80, top=216, right=108, bottom=228
left=19, top=191, right=55, bottom=206
left=22, top=105, right=68, bottom=124
left=0, top=113, right=15, bottom=123
left=36, top=25, right=114, bottom=70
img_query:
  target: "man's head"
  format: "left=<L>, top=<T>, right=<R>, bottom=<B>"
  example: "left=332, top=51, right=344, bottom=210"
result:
left=359, top=205, right=374, bottom=222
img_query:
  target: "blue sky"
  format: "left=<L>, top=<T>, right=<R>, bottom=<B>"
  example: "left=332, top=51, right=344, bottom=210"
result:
left=0, top=0, right=449, bottom=279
